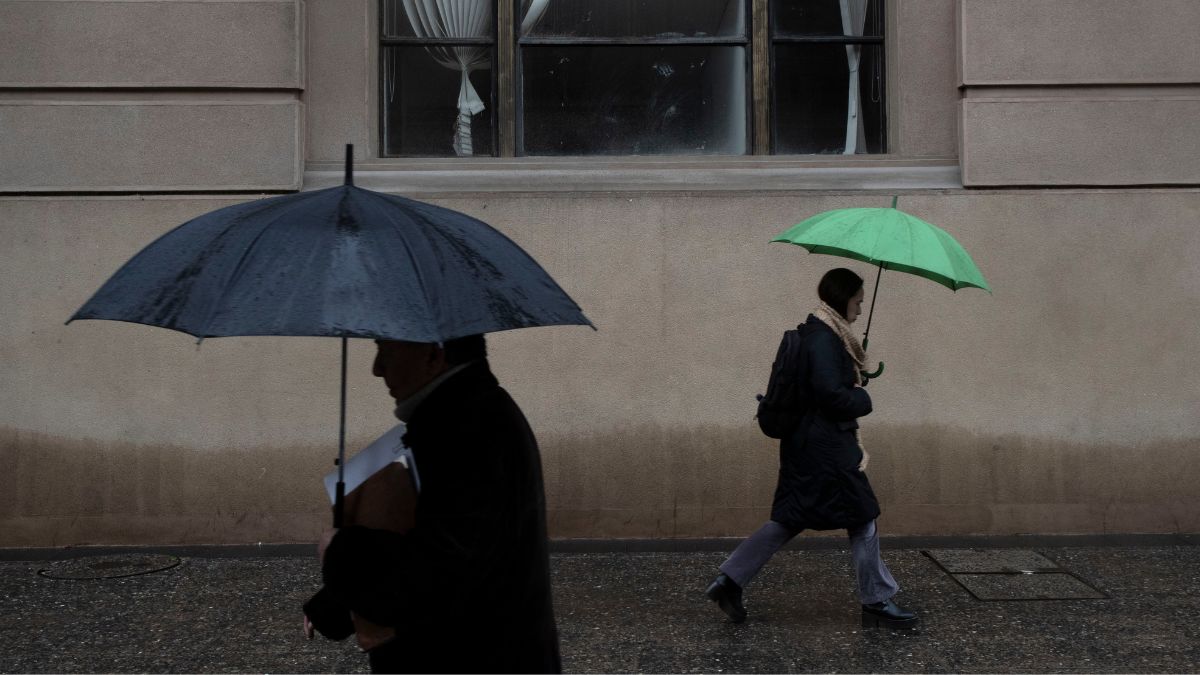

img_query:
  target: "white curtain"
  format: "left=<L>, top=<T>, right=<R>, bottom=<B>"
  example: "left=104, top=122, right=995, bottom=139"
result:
left=522, top=0, right=551, bottom=34
left=839, top=0, right=868, bottom=154
left=400, top=0, right=552, bottom=156
left=401, top=0, right=490, bottom=156
left=715, top=0, right=746, bottom=153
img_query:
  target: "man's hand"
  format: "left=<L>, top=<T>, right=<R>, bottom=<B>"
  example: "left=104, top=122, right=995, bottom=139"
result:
left=352, top=613, right=397, bottom=652
left=858, top=450, right=870, bottom=472
left=305, top=529, right=338, bottom=641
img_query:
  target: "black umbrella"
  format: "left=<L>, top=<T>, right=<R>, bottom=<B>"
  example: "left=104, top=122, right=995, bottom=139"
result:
left=68, top=145, right=593, bottom=525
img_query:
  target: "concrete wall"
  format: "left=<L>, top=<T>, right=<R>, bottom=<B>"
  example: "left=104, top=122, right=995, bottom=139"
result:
left=0, top=0, right=304, bottom=191
left=958, top=0, right=1200, bottom=186
left=0, top=96, right=302, bottom=191
left=1, top=0, right=1198, bottom=546
left=3, top=187, right=1199, bottom=545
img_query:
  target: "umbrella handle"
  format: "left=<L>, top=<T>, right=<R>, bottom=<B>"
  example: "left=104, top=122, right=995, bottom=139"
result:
left=860, top=332, right=883, bottom=380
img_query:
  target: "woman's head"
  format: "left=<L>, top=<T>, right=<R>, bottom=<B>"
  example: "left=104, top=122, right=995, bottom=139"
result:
left=818, top=268, right=866, bottom=322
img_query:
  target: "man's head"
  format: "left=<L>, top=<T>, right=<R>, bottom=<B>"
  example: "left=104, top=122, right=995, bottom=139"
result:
left=372, top=334, right=487, bottom=406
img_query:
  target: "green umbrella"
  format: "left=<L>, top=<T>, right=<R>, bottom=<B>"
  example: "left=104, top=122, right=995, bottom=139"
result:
left=772, top=196, right=990, bottom=379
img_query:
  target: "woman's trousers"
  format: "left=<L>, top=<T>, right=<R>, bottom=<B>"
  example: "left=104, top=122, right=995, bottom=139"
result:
left=718, top=519, right=898, bottom=605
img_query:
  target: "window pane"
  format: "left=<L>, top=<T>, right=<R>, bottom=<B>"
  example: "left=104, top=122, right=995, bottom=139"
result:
left=522, top=0, right=744, bottom=38
left=773, top=43, right=885, bottom=154
left=381, top=0, right=416, bottom=37
left=381, top=0, right=494, bottom=39
left=522, top=46, right=746, bottom=156
left=381, top=46, right=495, bottom=156
left=773, top=0, right=882, bottom=37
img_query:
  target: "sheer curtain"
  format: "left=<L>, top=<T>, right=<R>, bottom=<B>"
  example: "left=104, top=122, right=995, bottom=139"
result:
left=839, top=0, right=868, bottom=154
left=715, top=0, right=746, bottom=154
left=400, top=0, right=551, bottom=156
left=521, top=0, right=550, bottom=33
left=401, top=0, right=490, bottom=156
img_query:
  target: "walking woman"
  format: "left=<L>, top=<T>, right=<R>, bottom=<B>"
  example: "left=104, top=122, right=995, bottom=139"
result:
left=706, top=268, right=918, bottom=629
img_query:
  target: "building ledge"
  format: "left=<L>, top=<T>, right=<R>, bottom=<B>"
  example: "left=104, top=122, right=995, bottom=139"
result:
left=302, top=157, right=962, bottom=194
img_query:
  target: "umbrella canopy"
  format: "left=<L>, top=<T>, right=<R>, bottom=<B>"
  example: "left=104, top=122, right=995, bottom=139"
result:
left=68, top=145, right=592, bottom=526
left=772, top=201, right=990, bottom=293
left=69, top=186, right=592, bottom=342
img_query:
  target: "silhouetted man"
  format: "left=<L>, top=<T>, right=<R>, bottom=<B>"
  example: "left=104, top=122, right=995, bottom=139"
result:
left=304, top=335, right=561, bottom=674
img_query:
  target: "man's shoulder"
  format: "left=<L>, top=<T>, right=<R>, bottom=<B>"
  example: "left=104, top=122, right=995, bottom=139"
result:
left=441, top=361, right=509, bottom=410
left=422, top=361, right=499, bottom=405
left=409, top=362, right=530, bottom=435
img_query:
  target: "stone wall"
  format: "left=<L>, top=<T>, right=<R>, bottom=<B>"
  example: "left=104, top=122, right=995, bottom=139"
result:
left=1, top=0, right=1197, bottom=545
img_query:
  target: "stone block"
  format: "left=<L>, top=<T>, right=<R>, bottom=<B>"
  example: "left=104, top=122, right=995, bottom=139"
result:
left=0, top=0, right=302, bottom=88
left=959, top=0, right=1200, bottom=85
left=961, top=95, right=1200, bottom=186
left=0, top=99, right=302, bottom=191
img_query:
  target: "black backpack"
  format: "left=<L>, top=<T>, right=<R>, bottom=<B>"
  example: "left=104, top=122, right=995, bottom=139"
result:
left=755, top=324, right=810, bottom=439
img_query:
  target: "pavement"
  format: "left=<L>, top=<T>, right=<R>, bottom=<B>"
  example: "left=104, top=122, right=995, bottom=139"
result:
left=0, top=536, right=1198, bottom=673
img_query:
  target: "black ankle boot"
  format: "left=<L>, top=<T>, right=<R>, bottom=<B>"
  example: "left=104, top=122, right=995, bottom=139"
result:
left=706, top=573, right=747, bottom=623
left=861, top=598, right=919, bottom=629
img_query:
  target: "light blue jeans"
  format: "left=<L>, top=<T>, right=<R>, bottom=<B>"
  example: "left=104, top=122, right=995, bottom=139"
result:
left=719, top=519, right=899, bottom=605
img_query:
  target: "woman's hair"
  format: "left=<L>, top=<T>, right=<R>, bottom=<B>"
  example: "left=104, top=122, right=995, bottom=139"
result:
left=817, top=268, right=864, bottom=319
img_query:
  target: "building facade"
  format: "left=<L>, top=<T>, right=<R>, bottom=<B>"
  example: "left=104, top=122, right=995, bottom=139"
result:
left=2, top=0, right=1198, bottom=546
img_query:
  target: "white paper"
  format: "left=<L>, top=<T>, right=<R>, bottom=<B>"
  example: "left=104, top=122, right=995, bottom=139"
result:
left=324, top=423, right=419, bottom=504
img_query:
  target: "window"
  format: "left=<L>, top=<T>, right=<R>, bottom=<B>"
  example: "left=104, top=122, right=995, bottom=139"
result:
left=380, top=1, right=497, bottom=156
left=380, top=0, right=885, bottom=158
left=771, top=0, right=885, bottom=154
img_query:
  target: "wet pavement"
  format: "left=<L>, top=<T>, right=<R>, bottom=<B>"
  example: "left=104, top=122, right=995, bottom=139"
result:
left=0, top=539, right=1198, bottom=673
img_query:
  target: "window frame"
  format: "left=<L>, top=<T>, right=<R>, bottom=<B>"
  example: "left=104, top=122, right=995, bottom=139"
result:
left=377, top=0, right=887, bottom=159
left=377, top=3, right=500, bottom=158
left=768, top=1, right=887, bottom=154
left=513, top=1, right=754, bottom=156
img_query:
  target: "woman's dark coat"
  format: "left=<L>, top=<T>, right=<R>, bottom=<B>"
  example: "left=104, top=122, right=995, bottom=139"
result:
left=307, top=361, right=560, bottom=674
left=770, top=315, right=882, bottom=531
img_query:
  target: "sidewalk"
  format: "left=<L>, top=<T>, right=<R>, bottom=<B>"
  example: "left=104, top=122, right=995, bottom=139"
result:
left=0, top=538, right=1197, bottom=673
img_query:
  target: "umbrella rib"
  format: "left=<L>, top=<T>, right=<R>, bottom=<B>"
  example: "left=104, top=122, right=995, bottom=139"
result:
left=195, top=191, right=326, bottom=338
left=373, top=194, right=591, bottom=339
left=371, top=195, right=442, bottom=339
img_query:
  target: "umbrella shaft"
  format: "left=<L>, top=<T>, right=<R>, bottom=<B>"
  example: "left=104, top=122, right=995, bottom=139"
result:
left=335, top=336, right=348, bottom=528
left=863, top=263, right=882, bottom=342
left=338, top=337, right=347, bottom=477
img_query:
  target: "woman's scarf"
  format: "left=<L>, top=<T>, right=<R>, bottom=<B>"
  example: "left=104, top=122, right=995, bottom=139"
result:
left=812, top=301, right=868, bottom=386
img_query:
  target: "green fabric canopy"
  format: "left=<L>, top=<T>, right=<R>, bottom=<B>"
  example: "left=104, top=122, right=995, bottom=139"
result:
left=772, top=204, right=991, bottom=293
left=772, top=199, right=990, bottom=380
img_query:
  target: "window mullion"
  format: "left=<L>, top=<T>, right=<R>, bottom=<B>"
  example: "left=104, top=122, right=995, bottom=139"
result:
left=752, top=0, right=770, bottom=154
left=497, top=0, right=516, bottom=157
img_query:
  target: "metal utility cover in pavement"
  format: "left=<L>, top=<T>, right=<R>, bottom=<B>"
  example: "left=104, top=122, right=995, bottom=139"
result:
left=923, top=549, right=1108, bottom=601
left=952, top=572, right=1108, bottom=600
left=38, top=554, right=181, bottom=580
left=926, top=549, right=1061, bottom=574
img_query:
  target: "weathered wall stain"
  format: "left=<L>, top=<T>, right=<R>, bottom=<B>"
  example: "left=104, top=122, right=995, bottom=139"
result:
left=3, top=424, right=1197, bottom=546
left=5, top=192, right=1199, bottom=548
left=543, top=423, right=1200, bottom=538
left=0, top=427, right=339, bottom=546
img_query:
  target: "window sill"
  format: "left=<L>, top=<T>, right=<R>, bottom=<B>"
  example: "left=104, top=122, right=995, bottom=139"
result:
left=302, top=156, right=961, bottom=194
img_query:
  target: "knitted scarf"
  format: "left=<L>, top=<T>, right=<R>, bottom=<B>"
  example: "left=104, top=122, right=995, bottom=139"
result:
left=812, top=301, right=868, bottom=386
